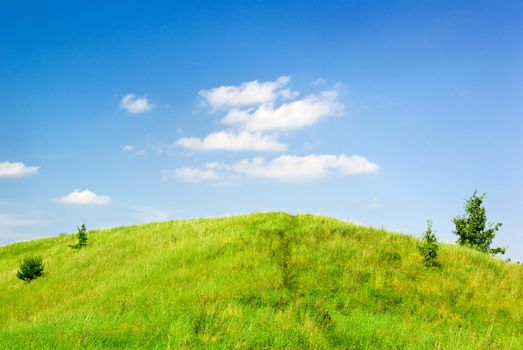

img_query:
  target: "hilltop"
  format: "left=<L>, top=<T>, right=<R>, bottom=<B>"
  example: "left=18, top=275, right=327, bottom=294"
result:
left=0, top=213, right=521, bottom=349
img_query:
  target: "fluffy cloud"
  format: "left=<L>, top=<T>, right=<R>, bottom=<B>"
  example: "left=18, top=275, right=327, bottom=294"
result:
left=199, top=76, right=295, bottom=109
left=176, top=77, right=343, bottom=153
left=163, top=77, right=379, bottom=185
left=230, top=154, right=379, bottom=181
left=0, top=162, right=39, bottom=178
left=161, top=167, right=219, bottom=183
left=176, top=130, right=287, bottom=152
left=122, top=145, right=134, bottom=151
left=167, top=154, right=379, bottom=183
left=54, top=189, right=111, bottom=205
left=120, top=94, right=154, bottom=114
left=221, top=89, right=343, bottom=131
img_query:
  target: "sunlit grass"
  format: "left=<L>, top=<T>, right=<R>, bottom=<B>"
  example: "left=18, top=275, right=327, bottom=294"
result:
left=0, top=212, right=521, bottom=349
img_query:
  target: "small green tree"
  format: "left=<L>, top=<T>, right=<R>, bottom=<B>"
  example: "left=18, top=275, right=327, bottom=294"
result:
left=417, top=220, right=439, bottom=267
left=70, top=224, right=88, bottom=249
left=16, top=255, right=45, bottom=282
left=453, top=191, right=505, bottom=255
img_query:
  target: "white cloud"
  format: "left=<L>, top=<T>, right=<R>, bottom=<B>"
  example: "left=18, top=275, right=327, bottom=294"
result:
left=54, top=189, right=111, bottom=205
left=177, top=78, right=343, bottom=156
left=176, top=130, right=287, bottom=152
left=221, top=89, right=343, bottom=131
left=161, top=167, right=219, bottom=183
left=122, top=145, right=134, bottom=151
left=199, top=76, right=294, bottom=109
left=0, top=162, right=39, bottom=178
left=160, top=77, right=378, bottom=186
left=230, top=154, right=379, bottom=181
left=120, top=93, right=154, bottom=114
left=168, top=154, right=379, bottom=183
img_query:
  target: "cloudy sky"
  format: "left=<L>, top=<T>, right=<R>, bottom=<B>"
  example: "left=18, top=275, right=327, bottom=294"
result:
left=1, top=1, right=522, bottom=260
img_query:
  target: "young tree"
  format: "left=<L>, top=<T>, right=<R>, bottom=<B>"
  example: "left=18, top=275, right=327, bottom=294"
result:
left=16, top=255, right=45, bottom=282
left=453, top=191, right=505, bottom=255
left=70, top=224, right=88, bottom=249
left=417, top=220, right=439, bottom=267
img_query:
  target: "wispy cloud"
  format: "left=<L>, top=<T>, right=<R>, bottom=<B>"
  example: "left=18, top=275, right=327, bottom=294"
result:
left=176, top=130, right=287, bottom=152
left=312, top=78, right=326, bottom=86
left=120, top=93, right=154, bottom=114
left=122, top=144, right=145, bottom=156
left=0, top=214, right=45, bottom=226
left=54, top=189, right=111, bottom=205
left=165, top=154, right=379, bottom=183
left=132, top=206, right=176, bottom=223
left=199, top=76, right=295, bottom=110
left=0, top=161, right=39, bottom=178
left=221, top=89, right=343, bottom=131
left=161, top=167, right=219, bottom=183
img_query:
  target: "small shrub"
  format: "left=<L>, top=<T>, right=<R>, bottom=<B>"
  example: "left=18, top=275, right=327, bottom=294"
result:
left=16, top=255, right=45, bottom=282
left=70, top=224, right=88, bottom=249
left=383, top=251, right=402, bottom=265
left=417, top=220, right=439, bottom=268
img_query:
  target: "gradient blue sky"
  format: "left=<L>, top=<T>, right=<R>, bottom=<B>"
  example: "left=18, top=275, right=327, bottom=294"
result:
left=1, top=1, right=522, bottom=260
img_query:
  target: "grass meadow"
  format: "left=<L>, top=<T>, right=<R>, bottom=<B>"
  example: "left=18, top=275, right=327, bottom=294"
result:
left=0, top=212, right=521, bottom=349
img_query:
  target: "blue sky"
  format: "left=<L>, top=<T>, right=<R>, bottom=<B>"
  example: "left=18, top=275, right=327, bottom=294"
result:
left=1, top=1, right=522, bottom=260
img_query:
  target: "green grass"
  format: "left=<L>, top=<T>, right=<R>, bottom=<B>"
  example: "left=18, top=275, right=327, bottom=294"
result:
left=0, top=212, right=521, bottom=349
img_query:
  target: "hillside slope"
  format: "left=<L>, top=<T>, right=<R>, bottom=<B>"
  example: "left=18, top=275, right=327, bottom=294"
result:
left=0, top=213, right=521, bottom=349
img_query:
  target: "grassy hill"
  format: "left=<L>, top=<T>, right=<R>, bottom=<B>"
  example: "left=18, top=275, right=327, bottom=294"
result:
left=0, top=212, right=521, bottom=349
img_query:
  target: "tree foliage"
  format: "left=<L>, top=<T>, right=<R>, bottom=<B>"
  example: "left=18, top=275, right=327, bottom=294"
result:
left=70, top=224, right=88, bottom=249
left=417, top=220, right=439, bottom=267
left=453, top=191, right=505, bottom=255
left=16, top=255, right=45, bottom=282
